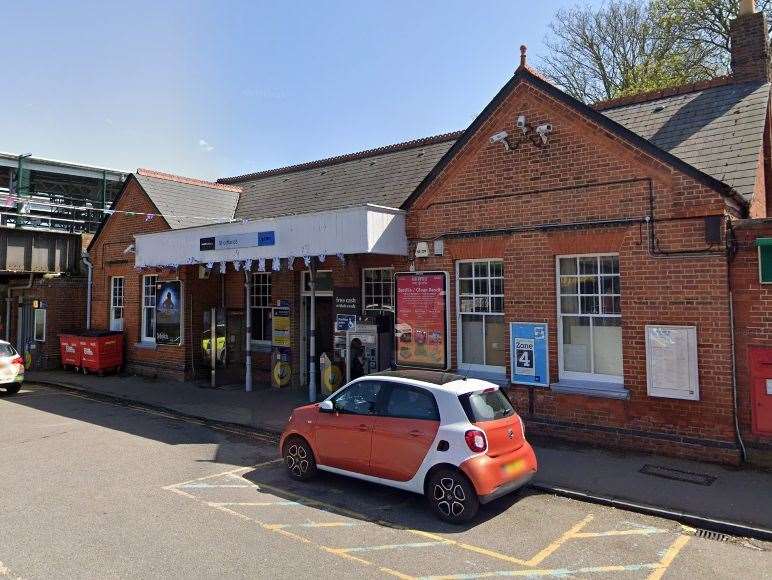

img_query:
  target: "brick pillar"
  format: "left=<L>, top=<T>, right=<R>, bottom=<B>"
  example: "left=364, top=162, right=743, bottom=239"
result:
left=730, top=9, right=771, bottom=83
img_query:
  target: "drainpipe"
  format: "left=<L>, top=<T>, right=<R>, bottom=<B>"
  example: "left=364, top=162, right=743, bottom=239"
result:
left=82, top=251, right=93, bottom=329
left=244, top=270, right=252, bottom=393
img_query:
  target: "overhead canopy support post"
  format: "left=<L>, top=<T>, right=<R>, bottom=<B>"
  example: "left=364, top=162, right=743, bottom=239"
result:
left=308, top=258, right=317, bottom=403
left=245, top=270, right=253, bottom=393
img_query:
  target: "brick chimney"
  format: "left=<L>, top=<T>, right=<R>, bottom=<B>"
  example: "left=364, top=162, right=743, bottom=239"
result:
left=730, top=0, right=771, bottom=82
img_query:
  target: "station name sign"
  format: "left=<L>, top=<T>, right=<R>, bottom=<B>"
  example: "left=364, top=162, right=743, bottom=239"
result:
left=200, top=231, right=275, bottom=251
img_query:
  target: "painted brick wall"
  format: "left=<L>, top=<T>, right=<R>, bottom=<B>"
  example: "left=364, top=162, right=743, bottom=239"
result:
left=731, top=219, right=772, bottom=452
left=407, top=80, right=742, bottom=462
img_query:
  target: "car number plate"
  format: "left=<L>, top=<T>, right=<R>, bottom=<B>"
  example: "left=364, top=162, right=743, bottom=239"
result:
left=503, top=458, right=526, bottom=476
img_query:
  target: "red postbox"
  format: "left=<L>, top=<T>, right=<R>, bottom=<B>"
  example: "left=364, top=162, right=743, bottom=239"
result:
left=79, top=331, right=124, bottom=375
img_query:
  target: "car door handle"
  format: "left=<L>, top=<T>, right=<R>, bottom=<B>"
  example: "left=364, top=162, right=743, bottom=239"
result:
left=408, top=430, right=422, bottom=437
left=358, top=424, right=370, bottom=432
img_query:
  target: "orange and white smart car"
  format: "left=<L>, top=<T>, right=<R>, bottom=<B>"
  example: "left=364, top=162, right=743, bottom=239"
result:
left=280, top=369, right=537, bottom=523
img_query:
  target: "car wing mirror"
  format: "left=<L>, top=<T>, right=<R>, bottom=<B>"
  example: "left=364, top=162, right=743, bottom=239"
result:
left=319, top=400, right=334, bottom=413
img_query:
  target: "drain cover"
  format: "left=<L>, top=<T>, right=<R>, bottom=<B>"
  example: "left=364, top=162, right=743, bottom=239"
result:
left=694, top=529, right=731, bottom=542
left=639, top=464, right=717, bottom=486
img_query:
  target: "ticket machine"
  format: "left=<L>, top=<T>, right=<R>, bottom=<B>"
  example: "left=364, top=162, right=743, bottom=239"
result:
left=346, top=325, right=379, bottom=382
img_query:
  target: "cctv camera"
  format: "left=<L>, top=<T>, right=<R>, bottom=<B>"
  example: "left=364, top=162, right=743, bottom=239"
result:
left=535, top=123, right=553, bottom=144
left=489, top=130, right=511, bottom=151
left=516, top=115, right=527, bottom=134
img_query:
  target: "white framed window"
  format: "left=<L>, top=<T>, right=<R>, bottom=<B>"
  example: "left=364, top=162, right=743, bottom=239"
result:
left=557, top=254, right=622, bottom=383
left=456, top=259, right=505, bottom=372
left=34, top=309, right=46, bottom=342
left=141, top=275, right=157, bottom=342
left=250, top=272, right=272, bottom=343
left=363, top=268, right=394, bottom=311
left=110, top=276, right=124, bottom=332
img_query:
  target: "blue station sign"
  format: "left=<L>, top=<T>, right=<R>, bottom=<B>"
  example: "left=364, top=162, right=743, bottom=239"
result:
left=200, top=231, right=275, bottom=252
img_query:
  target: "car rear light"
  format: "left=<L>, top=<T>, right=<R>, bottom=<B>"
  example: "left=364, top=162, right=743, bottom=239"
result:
left=465, top=429, right=487, bottom=453
left=10, top=355, right=23, bottom=366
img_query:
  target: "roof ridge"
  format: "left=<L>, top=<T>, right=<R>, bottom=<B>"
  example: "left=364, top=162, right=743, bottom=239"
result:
left=218, top=131, right=463, bottom=184
left=593, top=75, right=736, bottom=111
left=136, top=168, right=242, bottom=193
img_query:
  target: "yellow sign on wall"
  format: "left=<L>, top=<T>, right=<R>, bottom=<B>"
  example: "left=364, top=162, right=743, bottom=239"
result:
left=272, top=306, right=290, bottom=347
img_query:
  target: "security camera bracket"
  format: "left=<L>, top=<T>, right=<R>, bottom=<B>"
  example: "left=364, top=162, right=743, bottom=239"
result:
left=496, top=115, right=551, bottom=151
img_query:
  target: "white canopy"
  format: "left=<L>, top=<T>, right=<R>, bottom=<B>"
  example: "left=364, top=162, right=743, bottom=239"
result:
left=134, top=204, right=408, bottom=268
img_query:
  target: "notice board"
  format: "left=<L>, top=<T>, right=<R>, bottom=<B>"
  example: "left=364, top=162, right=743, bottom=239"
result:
left=395, top=271, right=449, bottom=370
left=155, top=281, right=182, bottom=345
left=645, top=325, right=699, bottom=401
left=510, top=322, right=549, bottom=386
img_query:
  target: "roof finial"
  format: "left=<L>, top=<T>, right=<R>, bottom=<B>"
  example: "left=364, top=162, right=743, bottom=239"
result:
left=519, top=45, right=527, bottom=69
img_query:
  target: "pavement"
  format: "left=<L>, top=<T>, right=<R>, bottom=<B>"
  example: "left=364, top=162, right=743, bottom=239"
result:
left=25, top=369, right=772, bottom=539
left=2, top=383, right=770, bottom=579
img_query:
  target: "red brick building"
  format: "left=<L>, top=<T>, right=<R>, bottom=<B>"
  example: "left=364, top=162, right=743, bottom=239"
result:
left=86, top=5, right=772, bottom=463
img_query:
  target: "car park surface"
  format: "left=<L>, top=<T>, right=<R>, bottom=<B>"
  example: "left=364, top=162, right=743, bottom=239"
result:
left=1, top=383, right=769, bottom=579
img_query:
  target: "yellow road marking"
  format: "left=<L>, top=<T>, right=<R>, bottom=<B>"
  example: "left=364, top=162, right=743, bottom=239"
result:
left=647, top=534, right=691, bottom=580
left=380, top=567, right=416, bottom=580
left=162, top=459, right=282, bottom=489
left=524, top=514, right=594, bottom=566
left=321, top=547, right=373, bottom=565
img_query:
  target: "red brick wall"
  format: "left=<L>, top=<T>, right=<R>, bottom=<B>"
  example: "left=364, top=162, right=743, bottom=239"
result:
left=731, top=219, right=772, bottom=451
left=407, top=79, right=741, bottom=462
left=89, top=177, right=192, bottom=380
left=9, top=277, right=87, bottom=370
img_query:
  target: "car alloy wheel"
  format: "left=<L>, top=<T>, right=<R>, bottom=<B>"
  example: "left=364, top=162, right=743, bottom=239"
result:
left=285, top=442, right=310, bottom=477
left=282, top=436, right=317, bottom=481
left=428, top=468, right=479, bottom=524
left=433, top=476, right=467, bottom=518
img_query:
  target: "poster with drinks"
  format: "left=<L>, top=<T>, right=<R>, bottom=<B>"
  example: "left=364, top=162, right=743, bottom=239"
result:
left=395, top=272, right=449, bottom=369
left=155, top=281, right=182, bottom=345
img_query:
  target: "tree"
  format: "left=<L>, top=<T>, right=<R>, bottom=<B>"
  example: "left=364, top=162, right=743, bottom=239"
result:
left=652, top=0, right=772, bottom=70
left=539, top=0, right=761, bottom=103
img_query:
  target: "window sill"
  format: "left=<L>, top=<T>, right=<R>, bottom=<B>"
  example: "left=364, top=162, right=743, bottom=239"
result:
left=550, top=380, right=629, bottom=400
left=134, top=342, right=157, bottom=350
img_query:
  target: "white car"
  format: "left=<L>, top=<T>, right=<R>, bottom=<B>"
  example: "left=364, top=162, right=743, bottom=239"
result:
left=281, top=369, right=538, bottom=523
left=0, top=341, right=24, bottom=395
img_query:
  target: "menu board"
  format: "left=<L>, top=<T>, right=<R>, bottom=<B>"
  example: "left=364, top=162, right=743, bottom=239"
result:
left=272, top=306, right=290, bottom=347
left=395, top=272, right=449, bottom=369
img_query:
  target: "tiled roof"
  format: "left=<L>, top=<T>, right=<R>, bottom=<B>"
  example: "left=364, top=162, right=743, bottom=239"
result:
left=134, top=169, right=241, bottom=229
left=600, top=81, right=770, bottom=201
left=227, top=133, right=459, bottom=220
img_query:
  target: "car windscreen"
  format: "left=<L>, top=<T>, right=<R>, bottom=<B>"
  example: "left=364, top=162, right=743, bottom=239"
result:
left=459, top=388, right=514, bottom=422
left=0, top=344, right=16, bottom=357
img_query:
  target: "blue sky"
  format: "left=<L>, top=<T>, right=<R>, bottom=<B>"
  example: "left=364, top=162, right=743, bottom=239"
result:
left=1, top=1, right=600, bottom=180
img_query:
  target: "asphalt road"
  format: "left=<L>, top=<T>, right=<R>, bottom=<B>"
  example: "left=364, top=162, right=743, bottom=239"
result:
left=1, top=383, right=770, bottom=580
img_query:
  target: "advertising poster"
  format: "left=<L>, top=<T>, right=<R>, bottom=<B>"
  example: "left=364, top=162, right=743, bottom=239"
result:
left=271, top=306, right=291, bottom=347
left=156, top=281, right=182, bottom=345
left=395, top=272, right=448, bottom=370
left=510, top=322, right=549, bottom=386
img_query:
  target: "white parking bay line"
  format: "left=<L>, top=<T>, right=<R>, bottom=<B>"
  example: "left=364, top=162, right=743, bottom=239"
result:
left=341, top=540, right=453, bottom=553
left=178, top=483, right=254, bottom=489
